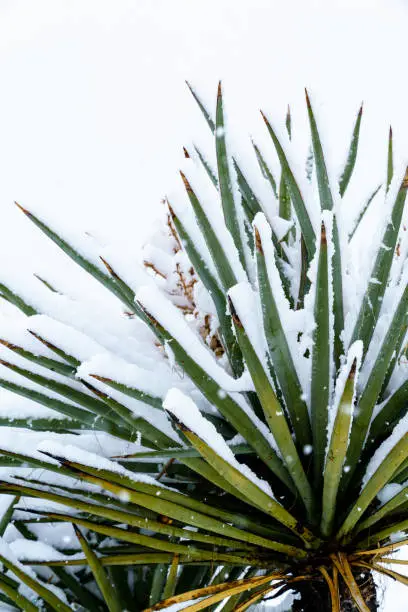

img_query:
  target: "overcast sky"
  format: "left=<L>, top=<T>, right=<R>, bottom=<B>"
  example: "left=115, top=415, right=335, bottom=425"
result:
left=0, top=0, right=407, bottom=271
left=0, top=1, right=407, bottom=607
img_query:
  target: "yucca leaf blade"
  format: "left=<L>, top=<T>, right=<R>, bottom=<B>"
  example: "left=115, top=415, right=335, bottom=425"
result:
left=339, top=104, right=363, bottom=197
left=321, top=354, right=359, bottom=536
left=193, top=145, right=218, bottom=187
left=51, top=566, right=105, bottom=611
left=0, top=358, right=174, bottom=447
left=232, top=161, right=292, bottom=275
left=379, top=321, right=408, bottom=399
left=46, top=511, right=204, bottom=555
left=27, top=552, right=263, bottom=568
left=348, top=184, right=382, bottom=241
left=0, top=548, right=72, bottom=611
left=14, top=203, right=147, bottom=320
left=252, top=141, right=278, bottom=197
left=169, top=425, right=313, bottom=550
left=28, top=331, right=80, bottom=368
left=228, top=291, right=314, bottom=519
left=0, top=495, right=19, bottom=537
left=89, top=374, right=162, bottom=409
left=0, top=339, right=76, bottom=378
left=0, top=416, right=83, bottom=431
left=254, top=219, right=311, bottom=450
left=149, top=564, right=168, bottom=607
left=344, top=282, right=408, bottom=488
left=311, top=221, right=331, bottom=489
left=331, top=217, right=345, bottom=370
left=168, top=200, right=243, bottom=376
left=356, top=483, right=408, bottom=534
left=261, top=111, right=316, bottom=258
left=338, top=432, right=408, bottom=539
left=359, top=519, right=408, bottom=548
left=162, top=555, right=179, bottom=600
left=47, top=457, right=298, bottom=551
left=115, top=443, right=253, bottom=460
left=305, top=91, right=344, bottom=368
left=387, top=126, right=393, bottom=192
left=0, top=282, right=37, bottom=316
left=279, top=171, right=291, bottom=224
left=215, top=82, right=247, bottom=270
left=305, top=90, right=333, bottom=211
left=145, top=573, right=280, bottom=612
left=349, top=168, right=408, bottom=357
left=233, top=159, right=261, bottom=221
left=1, top=479, right=261, bottom=551
left=73, top=525, right=122, bottom=612
left=0, top=375, right=132, bottom=441
left=180, top=172, right=237, bottom=290
left=366, top=379, right=408, bottom=454
left=0, top=575, right=39, bottom=612
left=136, top=299, right=293, bottom=488
left=186, top=81, right=215, bottom=132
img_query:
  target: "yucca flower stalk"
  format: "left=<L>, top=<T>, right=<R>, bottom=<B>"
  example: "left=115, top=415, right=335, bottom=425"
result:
left=0, top=82, right=406, bottom=611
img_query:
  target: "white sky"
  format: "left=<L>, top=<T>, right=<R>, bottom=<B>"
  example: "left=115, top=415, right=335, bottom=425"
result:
left=0, top=0, right=407, bottom=607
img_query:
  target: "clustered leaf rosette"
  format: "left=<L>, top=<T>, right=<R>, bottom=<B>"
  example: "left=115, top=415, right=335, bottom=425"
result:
left=0, top=83, right=405, bottom=611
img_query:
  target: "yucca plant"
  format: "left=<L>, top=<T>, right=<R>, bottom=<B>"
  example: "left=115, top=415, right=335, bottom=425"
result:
left=0, top=82, right=406, bottom=611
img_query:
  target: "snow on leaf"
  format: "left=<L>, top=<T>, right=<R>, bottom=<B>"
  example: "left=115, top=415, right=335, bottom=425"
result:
left=164, top=387, right=275, bottom=498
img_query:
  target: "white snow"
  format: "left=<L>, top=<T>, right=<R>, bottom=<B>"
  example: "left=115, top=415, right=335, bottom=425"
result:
left=326, top=340, right=363, bottom=456
left=253, top=212, right=309, bottom=393
left=362, top=414, right=408, bottom=489
left=77, top=353, right=171, bottom=398
left=164, top=387, right=275, bottom=498
left=378, top=483, right=403, bottom=505
left=0, top=536, right=69, bottom=605
left=136, top=284, right=248, bottom=392
left=178, top=158, right=248, bottom=286
left=36, top=440, right=169, bottom=488
left=27, top=314, right=106, bottom=363
left=228, top=282, right=267, bottom=365
left=9, top=539, right=66, bottom=563
left=0, top=1, right=407, bottom=609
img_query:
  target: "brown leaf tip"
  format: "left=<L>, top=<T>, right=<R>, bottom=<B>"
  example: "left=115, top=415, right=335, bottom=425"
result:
left=320, top=221, right=327, bottom=246
left=389, top=125, right=393, bottom=139
left=304, top=88, right=311, bottom=108
left=183, top=147, right=190, bottom=159
left=72, top=524, right=85, bottom=541
left=254, top=226, right=263, bottom=254
left=38, top=449, right=69, bottom=466
left=217, top=80, right=222, bottom=99
left=28, top=330, right=56, bottom=351
left=137, top=301, right=160, bottom=328
left=358, top=102, right=364, bottom=117
left=89, top=373, right=110, bottom=383
left=165, top=409, right=190, bottom=433
left=179, top=171, right=193, bottom=194
left=99, top=256, right=115, bottom=277
left=402, top=166, right=408, bottom=189
left=349, top=358, right=358, bottom=379
left=79, top=379, right=107, bottom=399
left=166, top=201, right=176, bottom=221
left=0, top=339, right=18, bottom=350
left=227, top=296, right=242, bottom=328
left=14, top=201, right=29, bottom=215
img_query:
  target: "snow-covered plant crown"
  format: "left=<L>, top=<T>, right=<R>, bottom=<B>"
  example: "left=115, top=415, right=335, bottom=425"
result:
left=0, top=83, right=406, bottom=611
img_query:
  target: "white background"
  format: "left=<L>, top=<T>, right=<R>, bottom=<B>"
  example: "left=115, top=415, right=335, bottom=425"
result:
left=0, top=0, right=407, bottom=608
